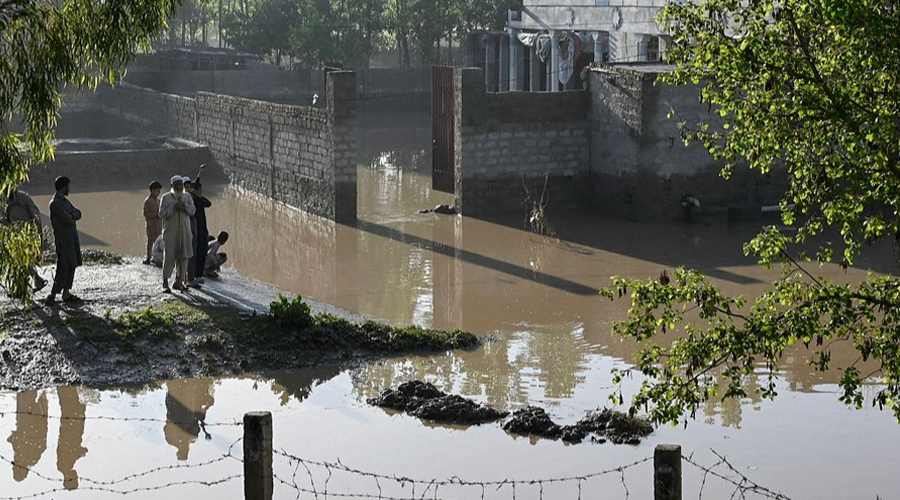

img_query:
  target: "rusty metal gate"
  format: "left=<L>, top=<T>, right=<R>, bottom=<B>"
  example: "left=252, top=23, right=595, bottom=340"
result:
left=432, top=66, right=455, bottom=194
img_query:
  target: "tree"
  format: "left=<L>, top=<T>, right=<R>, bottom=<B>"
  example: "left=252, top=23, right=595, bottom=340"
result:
left=222, top=0, right=299, bottom=65
left=0, top=0, right=178, bottom=300
left=605, top=0, right=900, bottom=425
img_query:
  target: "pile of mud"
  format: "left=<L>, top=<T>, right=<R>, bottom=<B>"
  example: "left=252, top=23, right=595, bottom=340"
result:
left=503, top=406, right=653, bottom=444
left=369, top=381, right=654, bottom=445
left=366, top=381, right=508, bottom=425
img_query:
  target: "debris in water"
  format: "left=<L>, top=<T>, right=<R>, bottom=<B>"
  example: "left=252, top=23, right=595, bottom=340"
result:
left=367, top=381, right=508, bottom=425
left=418, top=204, right=457, bottom=215
left=369, top=381, right=654, bottom=444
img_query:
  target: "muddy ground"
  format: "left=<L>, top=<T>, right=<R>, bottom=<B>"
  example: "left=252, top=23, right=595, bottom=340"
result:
left=369, top=381, right=654, bottom=445
left=0, top=259, right=477, bottom=392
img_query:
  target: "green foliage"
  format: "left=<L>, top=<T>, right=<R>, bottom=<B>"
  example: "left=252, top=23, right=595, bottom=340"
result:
left=117, top=301, right=211, bottom=339
left=601, top=0, right=900, bottom=425
left=0, top=223, right=41, bottom=301
left=659, top=0, right=900, bottom=265
left=357, top=319, right=479, bottom=351
left=220, top=0, right=521, bottom=68
left=269, top=293, right=313, bottom=329
left=0, top=0, right=178, bottom=302
left=256, top=297, right=479, bottom=352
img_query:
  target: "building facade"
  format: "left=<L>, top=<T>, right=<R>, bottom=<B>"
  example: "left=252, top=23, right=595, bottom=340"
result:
left=468, top=0, right=669, bottom=92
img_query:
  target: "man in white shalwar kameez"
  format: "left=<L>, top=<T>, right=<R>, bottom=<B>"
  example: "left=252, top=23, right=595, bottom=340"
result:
left=158, top=175, right=195, bottom=293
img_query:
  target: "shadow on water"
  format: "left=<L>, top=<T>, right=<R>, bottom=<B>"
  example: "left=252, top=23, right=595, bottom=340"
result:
left=351, top=219, right=599, bottom=296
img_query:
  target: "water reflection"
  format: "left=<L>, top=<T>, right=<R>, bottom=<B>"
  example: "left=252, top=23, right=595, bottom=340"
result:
left=56, top=386, right=87, bottom=489
left=164, top=379, right=215, bottom=461
left=7, top=388, right=89, bottom=487
left=7, top=392, right=48, bottom=482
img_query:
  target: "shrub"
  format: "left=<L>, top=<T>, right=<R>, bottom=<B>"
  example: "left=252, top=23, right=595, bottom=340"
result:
left=269, top=294, right=313, bottom=330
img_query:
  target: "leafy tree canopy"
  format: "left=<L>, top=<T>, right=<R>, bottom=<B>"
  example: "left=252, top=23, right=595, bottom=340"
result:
left=0, top=0, right=178, bottom=299
left=606, top=0, right=900, bottom=426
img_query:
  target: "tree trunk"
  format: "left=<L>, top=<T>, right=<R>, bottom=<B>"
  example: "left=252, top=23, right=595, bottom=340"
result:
left=400, top=33, right=411, bottom=68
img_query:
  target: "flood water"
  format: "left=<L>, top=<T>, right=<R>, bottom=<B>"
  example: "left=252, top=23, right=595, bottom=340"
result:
left=3, top=114, right=900, bottom=499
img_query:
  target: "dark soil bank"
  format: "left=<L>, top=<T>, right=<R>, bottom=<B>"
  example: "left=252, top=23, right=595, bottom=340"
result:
left=0, top=260, right=478, bottom=392
left=368, top=381, right=654, bottom=444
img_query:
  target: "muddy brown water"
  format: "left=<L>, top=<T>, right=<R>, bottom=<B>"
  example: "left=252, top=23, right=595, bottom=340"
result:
left=4, top=144, right=900, bottom=498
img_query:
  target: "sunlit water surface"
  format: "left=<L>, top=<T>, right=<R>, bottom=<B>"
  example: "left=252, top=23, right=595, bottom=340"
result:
left=2, top=114, right=899, bottom=499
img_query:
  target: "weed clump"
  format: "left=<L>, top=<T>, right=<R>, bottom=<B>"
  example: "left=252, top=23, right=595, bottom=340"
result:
left=269, top=294, right=313, bottom=329
left=245, top=296, right=480, bottom=353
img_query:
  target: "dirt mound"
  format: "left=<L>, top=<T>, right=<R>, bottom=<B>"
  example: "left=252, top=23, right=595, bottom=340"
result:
left=575, top=408, right=654, bottom=445
left=502, top=406, right=653, bottom=444
left=367, top=381, right=508, bottom=425
left=369, top=381, right=654, bottom=445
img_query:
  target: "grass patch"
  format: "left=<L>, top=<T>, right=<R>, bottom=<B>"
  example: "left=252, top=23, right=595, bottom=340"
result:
left=60, top=301, right=234, bottom=344
left=240, top=295, right=480, bottom=353
left=116, top=302, right=216, bottom=339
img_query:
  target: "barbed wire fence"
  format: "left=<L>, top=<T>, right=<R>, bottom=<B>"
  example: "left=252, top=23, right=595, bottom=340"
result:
left=0, top=410, right=805, bottom=500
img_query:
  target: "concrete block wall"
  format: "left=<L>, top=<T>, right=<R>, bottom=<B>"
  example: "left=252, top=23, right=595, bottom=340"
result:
left=453, top=68, right=591, bottom=218
left=589, top=64, right=787, bottom=221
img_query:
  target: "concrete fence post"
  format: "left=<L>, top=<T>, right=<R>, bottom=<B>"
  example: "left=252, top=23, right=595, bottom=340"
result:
left=326, top=70, right=358, bottom=224
left=654, top=444, right=682, bottom=500
left=244, top=411, right=273, bottom=500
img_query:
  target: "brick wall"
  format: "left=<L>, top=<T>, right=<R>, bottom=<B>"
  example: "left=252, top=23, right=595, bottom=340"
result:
left=453, top=68, right=591, bottom=218
left=72, top=74, right=358, bottom=223
left=589, top=64, right=787, bottom=221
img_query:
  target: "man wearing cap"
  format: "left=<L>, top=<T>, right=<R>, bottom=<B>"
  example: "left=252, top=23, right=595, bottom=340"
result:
left=142, top=181, right=163, bottom=265
left=46, top=176, right=82, bottom=304
left=159, top=175, right=196, bottom=292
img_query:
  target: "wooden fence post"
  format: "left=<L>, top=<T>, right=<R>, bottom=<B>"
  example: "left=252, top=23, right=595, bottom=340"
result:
left=654, top=444, right=682, bottom=500
left=244, top=411, right=273, bottom=500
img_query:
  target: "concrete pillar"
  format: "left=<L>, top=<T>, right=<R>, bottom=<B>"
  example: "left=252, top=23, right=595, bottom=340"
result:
left=654, top=444, right=682, bottom=500
left=529, top=42, right=541, bottom=92
left=509, top=29, right=525, bottom=91
left=243, top=412, right=273, bottom=500
left=659, top=36, right=670, bottom=62
left=550, top=31, right=559, bottom=92
left=593, top=32, right=604, bottom=64
left=484, top=35, right=498, bottom=92
left=638, top=35, right=650, bottom=62
left=508, top=29, right=519, bottom=91
left=327, top=70, right=357, bottom=224
left=499, top=34, right=509, bottom=92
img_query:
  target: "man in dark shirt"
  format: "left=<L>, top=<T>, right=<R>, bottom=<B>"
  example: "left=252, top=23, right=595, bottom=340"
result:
left=190, top=180, right=211, bottom=288
left=47, top=177, right=82, bottom=304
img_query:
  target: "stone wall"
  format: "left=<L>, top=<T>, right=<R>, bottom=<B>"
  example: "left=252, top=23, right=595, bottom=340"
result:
left=589, top=64, right=787, bottom=221
left=453, top=68, right=591, bottom=218
left=63, top=73, right=358, bottom=223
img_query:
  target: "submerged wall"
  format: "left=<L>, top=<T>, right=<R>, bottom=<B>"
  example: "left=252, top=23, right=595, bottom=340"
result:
left=451, top=65, right=788, bottom=222
left=453, top=68, right=591, bottom=218
left=56, top=72, right=358, bottom=223
left=589, top=64, right=786, bottom=221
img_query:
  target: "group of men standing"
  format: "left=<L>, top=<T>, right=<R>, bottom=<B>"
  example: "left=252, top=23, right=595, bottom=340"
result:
left=143, top=167, right=228, bottom=293
left=1, top=166, right=230, bottom=302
